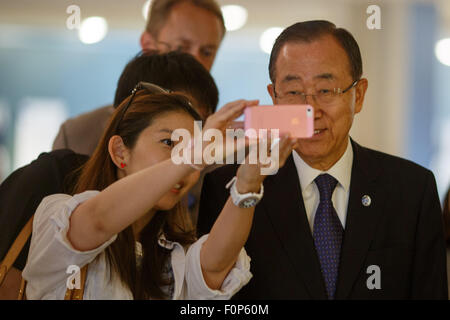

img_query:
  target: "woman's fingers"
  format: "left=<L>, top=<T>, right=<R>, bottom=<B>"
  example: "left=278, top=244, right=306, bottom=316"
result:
left=259, top=134, right=295, bottom=170
left=219, top=99, right=259, bottom=117
left=227, top=121, right=244, bottom=130
left=214, top=100, right=256, bottom=125
left=206, top=100, right=259, bottom=130
left=200, top=100, right=303, bottom=174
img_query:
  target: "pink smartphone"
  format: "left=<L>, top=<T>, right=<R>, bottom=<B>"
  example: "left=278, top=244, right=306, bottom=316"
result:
left=244, top=104, right=314, bottom=138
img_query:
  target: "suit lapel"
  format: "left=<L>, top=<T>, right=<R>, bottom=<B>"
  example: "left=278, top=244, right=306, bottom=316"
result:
left=335, top=140, right=386, bottom=299
left=261, top=154, right=327, bottom=299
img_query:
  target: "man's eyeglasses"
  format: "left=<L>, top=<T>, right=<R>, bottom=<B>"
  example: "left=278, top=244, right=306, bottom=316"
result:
left=274, top=80, right=359, bottom=106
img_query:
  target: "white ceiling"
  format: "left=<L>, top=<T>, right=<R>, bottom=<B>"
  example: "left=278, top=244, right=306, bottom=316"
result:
left=0, top=0, right=438, bottom=31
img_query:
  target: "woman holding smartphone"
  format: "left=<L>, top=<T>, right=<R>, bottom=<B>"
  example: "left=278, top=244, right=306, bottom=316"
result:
left=22, top=83, right=297, bottom=299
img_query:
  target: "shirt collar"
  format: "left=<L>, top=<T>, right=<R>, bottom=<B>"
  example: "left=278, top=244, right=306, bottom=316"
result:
left=157, top=233, right=176, bottom=250
left=292, top=138, right=353, bottom=192
left=136, top=233, right=179, bottom=252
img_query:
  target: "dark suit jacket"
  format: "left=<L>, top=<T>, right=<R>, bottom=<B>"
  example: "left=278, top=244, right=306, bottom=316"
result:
left=197, top=140, right=448, bottom=299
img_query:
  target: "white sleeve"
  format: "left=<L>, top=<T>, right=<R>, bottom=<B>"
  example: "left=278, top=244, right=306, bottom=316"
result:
left=183, top=234, right=252, bottom=300
left=22, top=191, right=117, bottom=299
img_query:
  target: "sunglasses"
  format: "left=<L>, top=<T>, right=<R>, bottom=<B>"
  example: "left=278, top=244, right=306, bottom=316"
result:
left=115, top=81, right=199, bottom=136
left=116, top=81, right=171, bottom=124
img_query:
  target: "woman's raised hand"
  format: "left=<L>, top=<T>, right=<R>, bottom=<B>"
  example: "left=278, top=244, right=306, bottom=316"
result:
left=202, top=99, right=258, bottom=134
left=189, top=100, right=258, bottom=169
left=235, top=133, right=299, bottom=193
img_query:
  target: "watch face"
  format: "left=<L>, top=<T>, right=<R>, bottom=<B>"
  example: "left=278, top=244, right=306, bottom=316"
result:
left=239, top=197, right=258, bottom=208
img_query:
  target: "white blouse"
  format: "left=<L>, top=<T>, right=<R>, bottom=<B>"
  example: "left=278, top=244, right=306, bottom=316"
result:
left=22, top=191, right=252, bottom=300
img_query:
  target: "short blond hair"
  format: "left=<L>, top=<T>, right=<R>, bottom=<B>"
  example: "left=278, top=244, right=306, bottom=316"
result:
left=145, top=0, right=225, bottom=39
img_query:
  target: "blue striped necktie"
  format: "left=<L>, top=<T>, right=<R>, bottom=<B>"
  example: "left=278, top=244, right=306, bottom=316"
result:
left=313, top=173, right=343, bottom=300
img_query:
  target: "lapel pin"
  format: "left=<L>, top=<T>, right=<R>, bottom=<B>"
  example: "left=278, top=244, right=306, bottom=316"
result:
left=362, top=195, right=371, bottom=207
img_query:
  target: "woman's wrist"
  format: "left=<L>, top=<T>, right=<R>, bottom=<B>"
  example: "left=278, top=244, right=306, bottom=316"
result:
left=235, top=178, right=262, bottom=194
left=186, top=162, right=204, bottom=171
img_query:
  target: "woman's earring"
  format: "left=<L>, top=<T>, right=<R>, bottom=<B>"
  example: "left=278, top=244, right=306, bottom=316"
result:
left=120, top=162, right=126, bottom=168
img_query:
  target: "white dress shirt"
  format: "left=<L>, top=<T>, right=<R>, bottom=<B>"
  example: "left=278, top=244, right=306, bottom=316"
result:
left=22, top=191, right=252, bottom=300
left=292, top=139, right=353, bottom=232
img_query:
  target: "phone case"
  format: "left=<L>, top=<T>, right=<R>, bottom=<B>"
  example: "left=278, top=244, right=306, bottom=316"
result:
left=244, top=104, right=314, bottom=138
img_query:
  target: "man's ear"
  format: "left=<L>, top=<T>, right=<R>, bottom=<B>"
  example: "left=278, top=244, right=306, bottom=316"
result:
left=140, top=31, right=157, bottom=51
left=354, top=78, right=368, bottom=114
left=267, top=84, right=277, bottom=105
left=108, top=135, right=130, bottom=170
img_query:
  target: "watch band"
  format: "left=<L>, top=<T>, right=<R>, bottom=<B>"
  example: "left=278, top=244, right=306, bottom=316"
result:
left=226, top=176, right=264, bottom=208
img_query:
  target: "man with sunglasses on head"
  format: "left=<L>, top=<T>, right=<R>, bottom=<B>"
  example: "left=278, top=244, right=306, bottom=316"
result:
left=52, top=0, right=225, bottom=156
left=197, top=20, right=448, bottom=299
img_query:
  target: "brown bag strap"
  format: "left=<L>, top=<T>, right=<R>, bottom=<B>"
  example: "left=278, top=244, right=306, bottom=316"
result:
left=1, top=214, right=89, bottom=300
left=0, top=216, right=34, bottom=286
left=18, top=276, right=26, bottom=300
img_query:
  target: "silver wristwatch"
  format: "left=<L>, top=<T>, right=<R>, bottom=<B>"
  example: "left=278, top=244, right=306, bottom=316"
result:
left=225, top=176, right=264, bottom=208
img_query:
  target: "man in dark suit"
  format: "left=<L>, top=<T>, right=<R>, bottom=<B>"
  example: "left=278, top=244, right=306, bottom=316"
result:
left=197, top=20, right=448, bottom=299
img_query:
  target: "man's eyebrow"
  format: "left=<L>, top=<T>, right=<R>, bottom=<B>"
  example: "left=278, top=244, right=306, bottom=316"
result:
left=177, top=38, right=217, bottom=49
left=282, top=74, right=302, bottom=83
left=201, top=44, right=218, bottom=49
left=158, top=129, right=173, bottom=134
left=281, top=73, right=335, bottom=83
left=314, top=73, right=334, bottom=80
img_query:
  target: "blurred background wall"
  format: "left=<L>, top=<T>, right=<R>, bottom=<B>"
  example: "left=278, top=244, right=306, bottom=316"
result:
left=0, top=0, right=449, bottom=202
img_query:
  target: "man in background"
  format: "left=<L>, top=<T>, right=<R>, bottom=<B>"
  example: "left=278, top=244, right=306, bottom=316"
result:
left=52, top=0, right=225, bottom=154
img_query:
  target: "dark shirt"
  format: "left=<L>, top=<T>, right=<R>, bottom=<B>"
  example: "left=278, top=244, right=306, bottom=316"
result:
left=0, top=149, right=88, bottom=270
